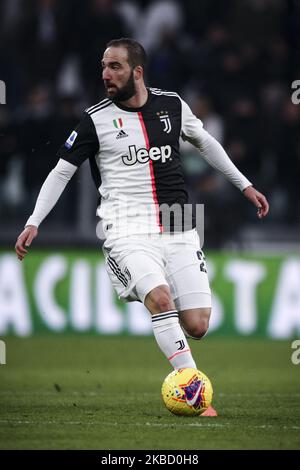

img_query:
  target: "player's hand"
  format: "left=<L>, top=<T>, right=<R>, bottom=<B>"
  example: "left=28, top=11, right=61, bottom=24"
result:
left=243, top=186, right=269, bottom=219
left=15, top=225, right=38, bottom=261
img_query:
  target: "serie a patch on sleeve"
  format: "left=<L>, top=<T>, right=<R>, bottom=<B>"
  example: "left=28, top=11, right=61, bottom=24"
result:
left=65, top=130, right=78, bottom=149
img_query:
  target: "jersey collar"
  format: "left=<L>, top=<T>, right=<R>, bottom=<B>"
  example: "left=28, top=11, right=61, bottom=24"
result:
left=112, top=89, right=152, bottom=112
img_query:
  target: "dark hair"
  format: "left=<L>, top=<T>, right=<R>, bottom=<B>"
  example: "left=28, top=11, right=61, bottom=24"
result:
left=106, top=38, right=147, bottom=69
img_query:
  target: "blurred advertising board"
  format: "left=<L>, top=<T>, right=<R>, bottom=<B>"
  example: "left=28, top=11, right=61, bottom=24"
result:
left=0, top=250, right=299, bottom=338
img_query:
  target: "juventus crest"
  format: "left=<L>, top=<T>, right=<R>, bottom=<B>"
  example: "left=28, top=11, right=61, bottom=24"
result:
left=157, top=111, right=172, bottom=134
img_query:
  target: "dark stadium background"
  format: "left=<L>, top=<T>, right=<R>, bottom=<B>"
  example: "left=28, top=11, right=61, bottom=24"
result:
left=0, top=0, right=299, bottom=451
left=0, top=0, right=299, bottom=247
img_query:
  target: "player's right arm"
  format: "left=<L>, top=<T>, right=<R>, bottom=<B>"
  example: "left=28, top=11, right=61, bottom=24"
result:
left=15, top=112, right=99, bottom=260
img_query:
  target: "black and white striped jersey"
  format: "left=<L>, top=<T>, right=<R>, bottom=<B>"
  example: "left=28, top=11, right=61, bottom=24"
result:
left=57, top=88, right=230, bottom=236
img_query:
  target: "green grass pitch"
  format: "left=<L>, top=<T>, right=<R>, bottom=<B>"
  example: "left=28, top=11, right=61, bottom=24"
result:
left=0, top=336, right=299, bottom=450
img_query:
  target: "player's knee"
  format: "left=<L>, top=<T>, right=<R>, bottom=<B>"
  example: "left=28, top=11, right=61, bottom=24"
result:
left=146, top=286, right=174, bottom=313
left=187, top=317, right=210, bottom=339
left=153, top=294, right=174, bottom=313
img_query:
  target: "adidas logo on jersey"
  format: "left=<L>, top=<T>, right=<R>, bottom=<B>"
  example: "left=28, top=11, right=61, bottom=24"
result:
left=122, top=144, right=171, bottom=165
left=116, top=129, right=128, bottom=139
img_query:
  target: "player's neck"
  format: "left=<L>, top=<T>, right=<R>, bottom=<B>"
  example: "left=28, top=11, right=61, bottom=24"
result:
left=119, top=84, right=148, bottom=109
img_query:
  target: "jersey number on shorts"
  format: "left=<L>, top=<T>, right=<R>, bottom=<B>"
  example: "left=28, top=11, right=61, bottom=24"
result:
left=196, top=250, right=207, bottom=273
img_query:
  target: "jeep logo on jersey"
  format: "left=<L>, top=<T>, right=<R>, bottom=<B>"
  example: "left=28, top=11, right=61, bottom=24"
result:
left=122, top=145, right=171, bottom=165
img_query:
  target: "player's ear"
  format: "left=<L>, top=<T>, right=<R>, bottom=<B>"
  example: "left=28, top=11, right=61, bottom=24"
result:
left=134, top=65, right=143, bottom=80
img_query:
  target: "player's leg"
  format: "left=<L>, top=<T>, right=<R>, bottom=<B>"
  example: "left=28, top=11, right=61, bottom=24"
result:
left=165, top=230, right=218, bottom=416
left=164, top=230, right=211, bottom=339
left=143, top=284, right=175, bottom=314
left=177, top=306, right=217, bottom=416
left=143, top=284, right=197, bottom=370
left=179, top=307, right=211, bottom=340
left=103, top=235, right=197, bottom=370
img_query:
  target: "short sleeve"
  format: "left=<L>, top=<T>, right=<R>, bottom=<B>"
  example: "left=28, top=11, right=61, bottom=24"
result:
left=57, top=112, right=99, bottom=167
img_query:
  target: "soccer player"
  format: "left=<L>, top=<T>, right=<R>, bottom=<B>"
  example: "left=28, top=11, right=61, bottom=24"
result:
left=15, top=38, right=269, bottom=417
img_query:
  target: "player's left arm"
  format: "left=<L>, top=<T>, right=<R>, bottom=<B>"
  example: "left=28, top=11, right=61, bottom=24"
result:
left=180, top=98, right=269, bottom=219
left=242, top=186, right=269, bottom=219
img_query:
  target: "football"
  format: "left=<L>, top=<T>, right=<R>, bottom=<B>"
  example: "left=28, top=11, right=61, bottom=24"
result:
left=161, top=368, right=213, bottom=416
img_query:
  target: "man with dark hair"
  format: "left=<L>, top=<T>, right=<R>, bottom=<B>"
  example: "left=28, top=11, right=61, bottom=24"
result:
left=106, top=38, right=147, bottom=69
left=15, top=38, right=269, bottom=417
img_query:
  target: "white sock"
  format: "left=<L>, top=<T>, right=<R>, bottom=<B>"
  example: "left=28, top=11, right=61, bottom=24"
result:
left=152, top=310, right=197, bottom=370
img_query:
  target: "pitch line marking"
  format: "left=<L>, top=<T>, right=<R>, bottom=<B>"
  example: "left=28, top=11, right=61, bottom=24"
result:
left=1, top=391, right=300, bottom=397
left=0, top=420, right=299, bottom=430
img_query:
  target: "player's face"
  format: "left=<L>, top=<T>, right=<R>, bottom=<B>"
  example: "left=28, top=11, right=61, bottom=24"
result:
left=102, top=47, right=136, bottom=102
